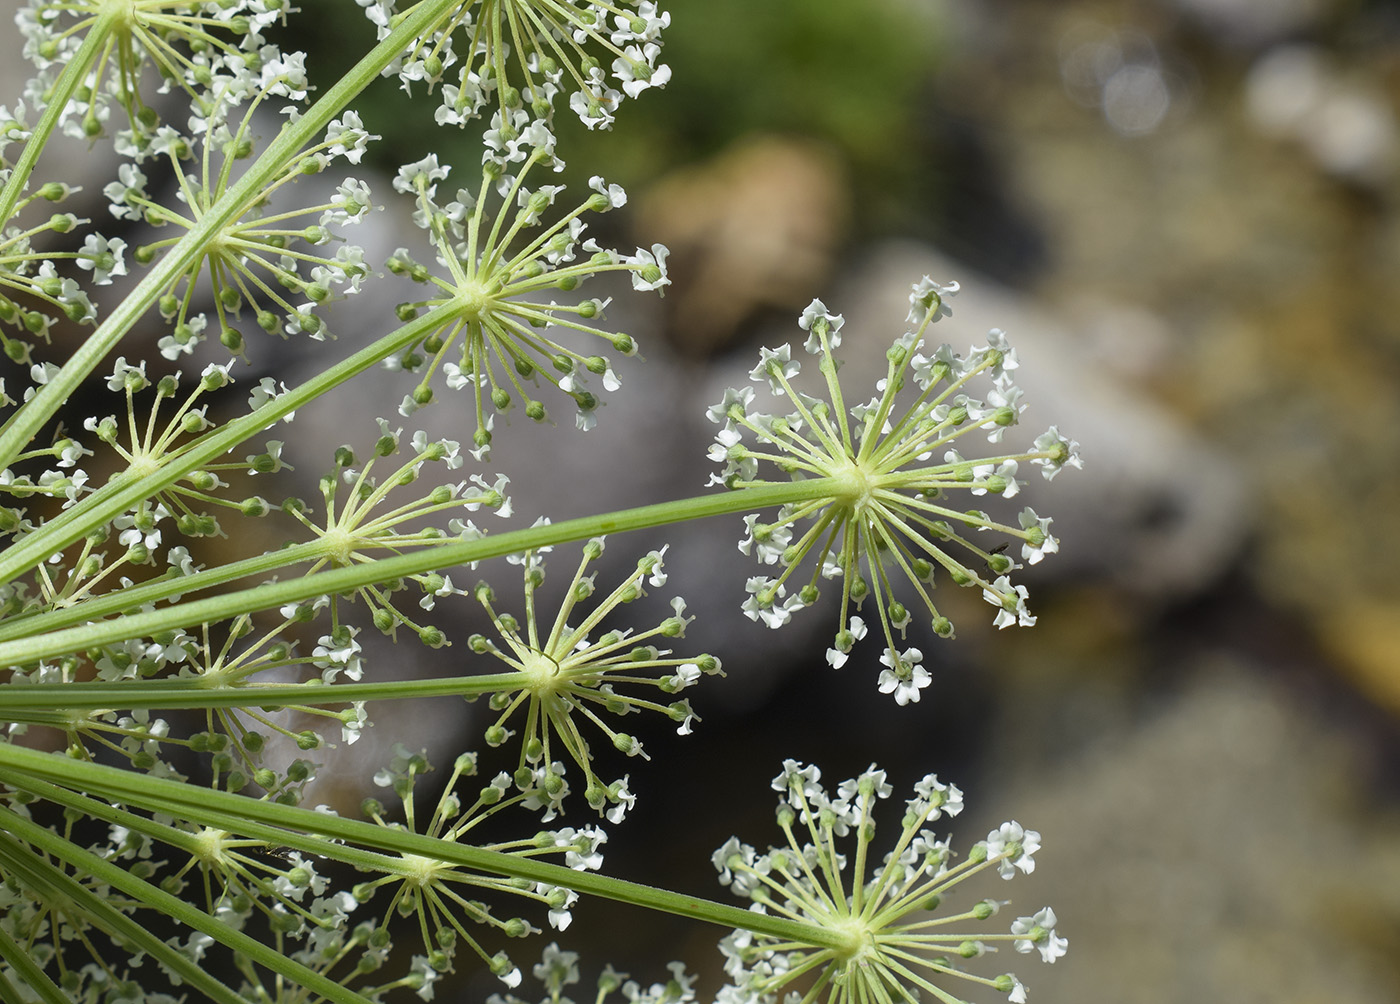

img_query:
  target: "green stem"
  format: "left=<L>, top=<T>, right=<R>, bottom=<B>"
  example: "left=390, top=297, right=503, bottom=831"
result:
left=0, top=742, right=847, bottom=952
left=0, top=672, right=523, bottom=711
left=0, top=805, right=372, bottom=1004
left=0, top=0, right=464, bottom=473
left=0, top=915, right=67, bottom=1004
left=0, top=479, right=835, bottom=668
left=0, top=765, right=411, bottom=894
left=0, top=540, right=324, bottom=645
left=0, top=6, right=120, bottom=226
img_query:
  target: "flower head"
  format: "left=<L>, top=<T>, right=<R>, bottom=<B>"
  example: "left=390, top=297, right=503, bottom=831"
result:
left=386, top=141, right=668, bottom=455
left=19, top=0, right=285, bottom=140
left=362, top=0, right=670, bottom=129
left=468, top=536, right=721, bottom=817
left=714, top=762, right=1064, bottom=1004
left=282, top=427, right=509, bottom=638
left=708, top=281, right=1081, bottom=699
left=111, top=85, right=377, bottom=352
left=354, top=746, right=609, bottom=984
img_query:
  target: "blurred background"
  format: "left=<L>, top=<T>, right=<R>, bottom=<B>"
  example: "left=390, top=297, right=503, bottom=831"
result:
left=10, top=0, right=1400, bottom=1000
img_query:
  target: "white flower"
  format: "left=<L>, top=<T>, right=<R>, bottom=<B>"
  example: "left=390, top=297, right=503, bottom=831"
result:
left=798, top=298, right=845, bottom=353
left=611, top=3, right=670, bottom=45
left=588, top=175, right=627, bottom=209
left=741, top=576, right=805, bottom=629
left=911, top=773, right=964, bottom=819
left=985, top=821, right=1041, bottom=878
left=570, top=84, right=621, bottom=129
left=749, top=343, right=799, bottom=389
left=341, top=702, right=369, bottom=745
left=394, top=154, right=449, bottom=196
left=248, top=377, right=295, bottom=422
left=1007, top=975, right=1029, bottom=1003
left=627, top=243, right=671, bottom=292
left=323, top=177, right=373, bottom=226
left=738, top=514, right=791, bottom=565
left=908, top=276, right=959, bottom=324
left=1012, top=907, right=1068, bottom=963
left=104, top=163, right=148, bottom=220
left=409, top=954, right=441, bottom=1001
left=983, top=327, right=1020, bottom=379
left=984, top=575, right=1036, bottom=629
left=1018, top=508, right=1059, bottom=565
left=1032, top=426, right=1083, bottom=480
left=612, top=43, right=671, bottom=98
left=325, top=111, right=374, bottom=163
left=826, top=615, right=868, bottom=668
left=106, top=356, right=147, bottom=392
left=877, top=647, right=931, bottom=705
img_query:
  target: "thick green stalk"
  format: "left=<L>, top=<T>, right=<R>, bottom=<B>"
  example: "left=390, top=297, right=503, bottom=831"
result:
left=0, top=805, right=372, bottom=1004
left=0, top=6, right=120, bottom=225
left=0, top=824, right=263, bottom=1004
left=0, top=742, right=847, bottom=952
left=0, top=767, right=414, bottom=897
left=0, top=672, right=522, bottom=711
left=0, top=478, right=835, bottom=668
left=0, top=540, right=324, bottom=644
left=0, top=0, right=463, bottom=472
left=0, top=917, right=67, bottom=1004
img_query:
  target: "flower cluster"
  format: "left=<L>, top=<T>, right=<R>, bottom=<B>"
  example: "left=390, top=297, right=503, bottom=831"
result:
left=387, top=141, right=669, bottom=454
left=713, top=761, right=1066, bottom=1004
left=2, top=360, right=250, bottom=617
left=1, top=184, right=123, bottom=358
left=18, top=0, right=286, bottom=140
left=0, top=0, right=1084, bottom=991
left=355, top=743, right=611, bottom=986
left=107, top=86, right=376, bottom=352
left=709, top=280, right=1081, bottom=703
left=0, top=742, right=603, bottom=1003
left=284, top=422, right=510, bottom=640
left=360, top=0, right=670, bottom=129
left=2, top=600, right=370, bottom=785
left=468, top=536, right=721, bottom=817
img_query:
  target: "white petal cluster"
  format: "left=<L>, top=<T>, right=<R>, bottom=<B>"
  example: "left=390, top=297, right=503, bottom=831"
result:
left=708, top=277, right=1080, bottom=689
left=384, top=141, right=666, bottom=454
left=361, top=0, right=670, bottom=130
left=714, top=763, right=1064, bottom=1004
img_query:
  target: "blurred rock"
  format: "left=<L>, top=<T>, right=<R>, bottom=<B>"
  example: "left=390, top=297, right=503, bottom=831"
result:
left=1316, top=601, right=1400, bottom=718
left=1166, top=0, right=1333, bottom=47
left=633, top=134, right=850, bottom=357
left=1245, top=46, right=1398, bottom=186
